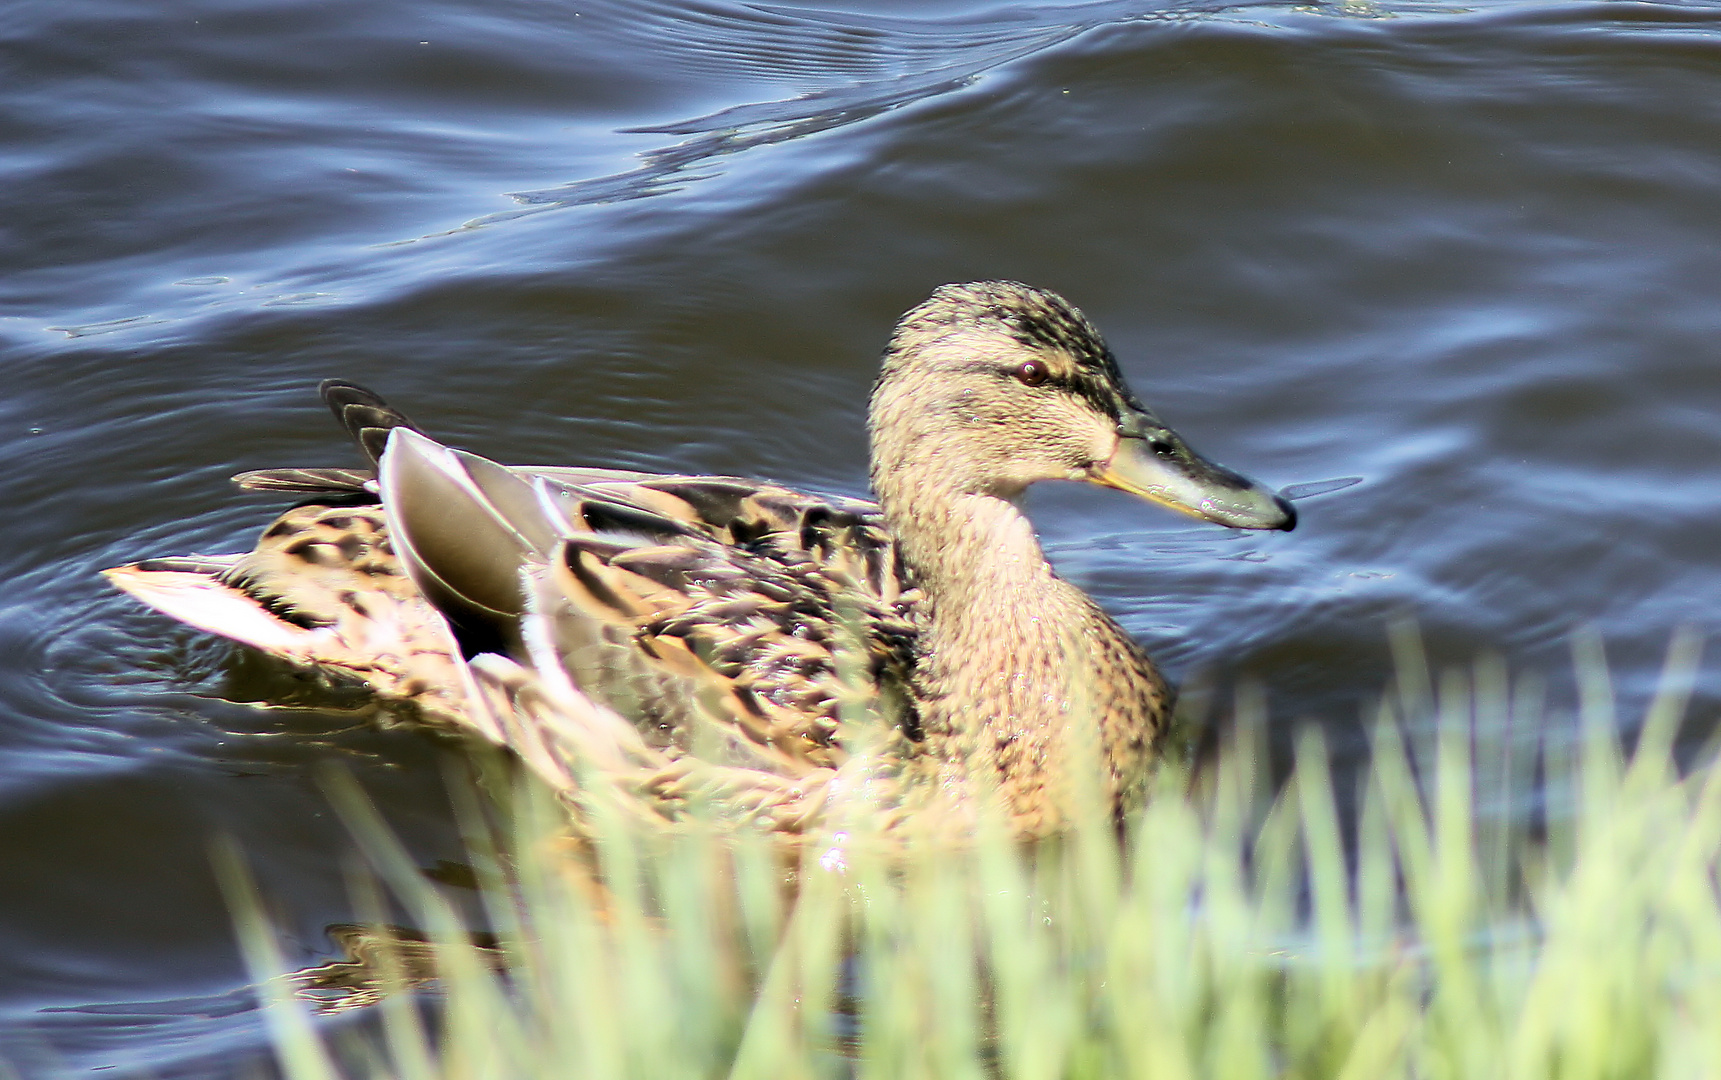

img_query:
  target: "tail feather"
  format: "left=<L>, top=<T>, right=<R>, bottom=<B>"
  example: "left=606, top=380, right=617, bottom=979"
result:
left=320, top=380, right=422, bottom=466
left=104, top=564, right=337, bottom=656
left=103, top=559, right=472, bottom=728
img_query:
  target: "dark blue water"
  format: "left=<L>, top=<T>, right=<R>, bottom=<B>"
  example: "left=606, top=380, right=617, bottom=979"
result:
left=6, top=0, right=1721, bottom=1073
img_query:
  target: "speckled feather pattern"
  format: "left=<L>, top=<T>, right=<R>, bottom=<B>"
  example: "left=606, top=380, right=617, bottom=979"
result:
left=112, top=502, right=470, bottom=726
left=517, top=475, right=921, bottom=775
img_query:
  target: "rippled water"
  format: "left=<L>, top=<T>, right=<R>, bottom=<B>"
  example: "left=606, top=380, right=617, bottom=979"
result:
left=7, top=0, right=1721, bottom=1073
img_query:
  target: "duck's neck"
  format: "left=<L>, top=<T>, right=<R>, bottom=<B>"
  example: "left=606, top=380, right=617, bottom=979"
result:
left=877, top=479, right=1169, bottom=830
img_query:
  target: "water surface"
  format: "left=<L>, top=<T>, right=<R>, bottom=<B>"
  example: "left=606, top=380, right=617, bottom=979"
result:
left=5, top=0, right=1721, bottom=1073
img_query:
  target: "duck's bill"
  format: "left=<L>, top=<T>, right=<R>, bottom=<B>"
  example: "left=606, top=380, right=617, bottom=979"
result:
left=1092, top=423, right=1296, bottom=531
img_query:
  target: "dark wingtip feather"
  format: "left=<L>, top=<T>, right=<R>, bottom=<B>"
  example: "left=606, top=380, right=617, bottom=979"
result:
left=319, top=380, right=422, bottom=465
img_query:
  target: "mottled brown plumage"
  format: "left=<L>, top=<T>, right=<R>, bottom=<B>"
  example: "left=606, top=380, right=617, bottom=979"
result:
left=107, top=282, right=1294, bottom=839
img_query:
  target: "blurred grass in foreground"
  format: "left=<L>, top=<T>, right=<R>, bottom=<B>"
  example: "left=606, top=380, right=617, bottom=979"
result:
left=223, top=626, right=1721, bottom=1079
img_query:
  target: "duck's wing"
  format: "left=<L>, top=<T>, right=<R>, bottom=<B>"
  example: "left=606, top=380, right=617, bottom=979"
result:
left=460, top=647, right=919, bottom=838
left=382, top=430, right=922, bottom=776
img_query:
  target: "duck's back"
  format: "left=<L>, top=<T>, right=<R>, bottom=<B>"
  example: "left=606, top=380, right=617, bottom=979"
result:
left=382, top=439, right=924, bottom=775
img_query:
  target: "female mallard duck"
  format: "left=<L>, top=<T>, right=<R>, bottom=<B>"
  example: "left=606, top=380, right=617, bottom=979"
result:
left=108, top=282, right=1293, bottom=838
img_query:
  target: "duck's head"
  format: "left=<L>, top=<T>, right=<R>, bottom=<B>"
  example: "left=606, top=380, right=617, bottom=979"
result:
left=868, top=281, right=1295, bottom=531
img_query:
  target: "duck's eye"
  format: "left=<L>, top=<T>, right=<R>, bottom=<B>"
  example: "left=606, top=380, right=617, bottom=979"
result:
left=1014, top=360, right=1049, bottom=387
left=1149, top=440, right=1176, bottom=458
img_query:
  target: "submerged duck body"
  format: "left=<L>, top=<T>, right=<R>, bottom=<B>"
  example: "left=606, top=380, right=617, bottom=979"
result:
left=108, top=282, right=1293, bottom=837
